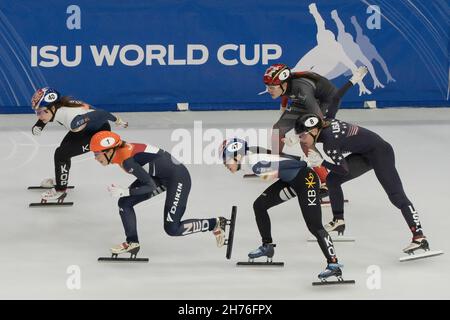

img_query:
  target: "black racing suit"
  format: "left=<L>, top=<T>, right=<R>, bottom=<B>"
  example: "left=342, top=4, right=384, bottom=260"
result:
left=114, top=143, right=217, bottom=243
left=272, top=72, right=353, bottom=153
left=317, top=119, right=424, bottom=237
left=245, top=152, right=338, bottom=263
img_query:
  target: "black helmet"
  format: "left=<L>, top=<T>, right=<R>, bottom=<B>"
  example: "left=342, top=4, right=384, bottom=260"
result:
left=294, top=113, right=322, bottom=134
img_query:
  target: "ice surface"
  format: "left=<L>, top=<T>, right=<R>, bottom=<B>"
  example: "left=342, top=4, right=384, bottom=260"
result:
left=0, top=108, right=449, bottom=299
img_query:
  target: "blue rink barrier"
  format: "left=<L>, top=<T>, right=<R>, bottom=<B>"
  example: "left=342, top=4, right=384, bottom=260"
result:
left=0, top=0, right=448, bottom=114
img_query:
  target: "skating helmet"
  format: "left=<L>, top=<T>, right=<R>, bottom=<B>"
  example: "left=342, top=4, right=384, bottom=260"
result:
left=220, top=138, right=248, bottom=164
left=31, top=87, right=60, bottom=110
left=90, top=131, right=122, bottom=153
left=294, top=113, right=322, bottom=134
left=263, top=64, right=291, bottom=86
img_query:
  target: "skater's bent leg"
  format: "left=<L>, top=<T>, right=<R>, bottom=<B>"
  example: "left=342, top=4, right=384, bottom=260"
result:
left=54, top=145, right=73, bottom=191
left=327, top=154, right=372, bottom=219
left=254, top=180, right=295, bottom=243
left=290, top=168, right=338, bottom=263
left=163, top=169, right=216, bottom=237
left=118, top=193, right=151, bottom=243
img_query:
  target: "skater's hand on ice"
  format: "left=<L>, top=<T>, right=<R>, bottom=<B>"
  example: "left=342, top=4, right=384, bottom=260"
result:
left=306, top=149, right=323, bottom=167
left=282, top=135, right=300, bottom=147
left=107, top=184, right=130, bottom=198
left=115, top=117, right=128, bottom=128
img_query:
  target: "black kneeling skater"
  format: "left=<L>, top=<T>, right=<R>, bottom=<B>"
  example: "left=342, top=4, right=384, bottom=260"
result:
left=294, top=114, right=443, bottom=261
left=221, top=138, right=354, bottom=283
left=90, top=131, right=235, bottom=261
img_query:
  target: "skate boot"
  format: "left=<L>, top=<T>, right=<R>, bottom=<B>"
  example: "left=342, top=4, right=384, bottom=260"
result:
left=40, top=177, right=55, bottom=188
left=213, top=217, right=227, bottom=248
left=350, top=66, right=369, bottom=85
left=324, top=218, right=345, bottom=235
left=318, top=263, right=343, bottom=281
left=41, top=188, right=67, bottom=203
left=399, top=236, right=444, bottom=262
left=403, top=236, right=429, bottom=254
left=248, top=243, right=275, bottom=262
left=110, top=242, right=140, bottom=257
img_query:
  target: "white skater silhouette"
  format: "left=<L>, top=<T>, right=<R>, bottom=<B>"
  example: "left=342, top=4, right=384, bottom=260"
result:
left=331, top=10, right=384, bottom=89
left=292, top=3, right=371, bottom=96
left=351, top=16, right=396, bottom=83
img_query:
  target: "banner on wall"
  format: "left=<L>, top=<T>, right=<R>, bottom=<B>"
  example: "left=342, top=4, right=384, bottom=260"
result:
left=0, top=0, right=449, bottom=113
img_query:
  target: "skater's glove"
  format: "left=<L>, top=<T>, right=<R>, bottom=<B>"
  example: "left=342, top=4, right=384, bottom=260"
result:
left=32, top=125, right=43, bottom=136
left=115, top=117, right=128, bottom=128
left=107, top=184, right=130, bottom=198
left=306, top=149, right=323, bottom=167
left=282, top=135, right=300, bottom=147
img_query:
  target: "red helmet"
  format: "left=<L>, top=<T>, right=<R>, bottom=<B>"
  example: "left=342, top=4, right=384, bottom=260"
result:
left=263, top=64, right=291, bottom=86
left=90, top=131, right=122, bottom=153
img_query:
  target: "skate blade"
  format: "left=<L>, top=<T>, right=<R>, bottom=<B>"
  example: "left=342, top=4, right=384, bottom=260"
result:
left=399, top=250, right=444, bottom=262
left=29, top=202, right=74, bottom=207
left=312, top=279, right=355, bottom=286
left=225, top=206, right=237, bottom=260
left=236, top=261, right=284, bottom=267
left=321, top=199, right=349, bottom=207
left=28, top=186, right=75, bottom=190
left=307, top=236, right=355, bottom=242
left=98, top=257, right=149, bottom=262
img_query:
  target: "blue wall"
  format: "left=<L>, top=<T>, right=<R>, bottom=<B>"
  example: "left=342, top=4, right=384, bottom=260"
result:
left=0, top=0, right=449, bottom=114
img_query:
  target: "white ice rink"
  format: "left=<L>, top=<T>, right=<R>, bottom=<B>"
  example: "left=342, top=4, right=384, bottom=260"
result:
left=0, top=108, right=449, bottom=299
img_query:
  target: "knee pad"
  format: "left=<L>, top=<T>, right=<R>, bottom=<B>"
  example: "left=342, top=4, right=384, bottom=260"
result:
left=118, top=196, right=133, bottom=209
left=253, top=193, right=280, bottom=215
left=279, top=186, right=296, bottom=201
left=253, top=197, right=266, bottom=216
left=54, top=146, right=70, bottom=163
left=164, top=222, right=179, bottom=237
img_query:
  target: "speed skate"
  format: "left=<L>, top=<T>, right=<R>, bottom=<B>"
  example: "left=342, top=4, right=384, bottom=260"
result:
left=321, top=199, right=349, bottom=207
left=29, top=189, right=73, bottom=207
left=308, top=219, right=355, bottom=242
left=312, top=277, right=356, bottom=286
left=307, top=235, right=355, bottom=242
left=28, top=185, right=75, bottom=190
left=312, top=263, right=355, bottom=286
left=236, top=243, right=284, bottom=267
left=98, top=243, right=149, bottom=263
left=29, top=193, right=73, bottom=207
left=225, top=206, right=237, bottom=260
left=399, top=237, right=443, bottom=262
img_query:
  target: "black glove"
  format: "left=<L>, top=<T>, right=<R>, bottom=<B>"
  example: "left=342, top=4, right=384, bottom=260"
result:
left=32, top=119, right=47, bottom=136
